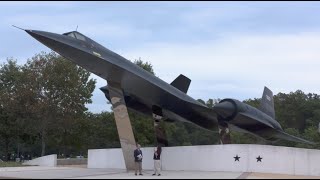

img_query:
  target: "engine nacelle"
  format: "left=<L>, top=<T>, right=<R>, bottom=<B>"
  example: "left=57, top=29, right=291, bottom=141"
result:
left=214, top=99, right=239, bottom=123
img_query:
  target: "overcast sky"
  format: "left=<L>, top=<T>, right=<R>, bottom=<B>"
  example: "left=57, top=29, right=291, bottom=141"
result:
left=1, top=1, right=320, bottom=113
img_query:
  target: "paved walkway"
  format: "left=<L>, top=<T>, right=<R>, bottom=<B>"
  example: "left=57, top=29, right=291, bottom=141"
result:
left=0, top=166, right=319, bottom=179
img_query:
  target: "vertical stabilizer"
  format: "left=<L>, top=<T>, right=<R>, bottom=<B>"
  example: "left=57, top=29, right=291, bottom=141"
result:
left=170, top=74, right=191, bottom=93
left=260, top=86, right=275, bottom=119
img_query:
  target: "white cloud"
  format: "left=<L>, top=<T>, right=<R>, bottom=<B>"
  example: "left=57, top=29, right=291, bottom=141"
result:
left=180, top=4, right=257, bottom=23
left=177, top=3, right=261, bottom=32
left=0, top=1, right=78, bottom=7
left=121, top=32, right=320, bottom=101
left=4, top=3, right=320, bottom=113
left=4, top=13, right=152, bottom=42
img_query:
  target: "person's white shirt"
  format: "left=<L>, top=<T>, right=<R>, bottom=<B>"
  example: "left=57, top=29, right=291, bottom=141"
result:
left=137, top=154, right=142, bottom=160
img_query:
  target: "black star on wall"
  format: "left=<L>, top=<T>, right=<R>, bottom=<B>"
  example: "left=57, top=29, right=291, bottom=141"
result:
left=234, top=155, right=240, bottom=161
left=256, top=156, right=262, bottom=162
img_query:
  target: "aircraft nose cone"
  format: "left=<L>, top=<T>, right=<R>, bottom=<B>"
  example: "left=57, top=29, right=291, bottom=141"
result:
left=25, top=30, right=48, bottom=40
left=24, top=29, right=62, bottom=47
left=24, top=30, right=66, bottom=56
left=213, top=101, right=235, bottom=118
left=25, top=29, right=39, bottom=37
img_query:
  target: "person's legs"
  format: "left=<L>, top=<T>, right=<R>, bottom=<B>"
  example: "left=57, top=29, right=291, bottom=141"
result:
left=135, top=162, right=138, bottom=175
left=156, top=160, right=161, bottom=175
left=153, top=160, right=156, bottom=175
left=139, top=162, right=142, bottom=175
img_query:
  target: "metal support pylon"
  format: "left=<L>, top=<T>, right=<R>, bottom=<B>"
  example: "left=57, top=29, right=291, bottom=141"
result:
left=153, top=113, right=169, bottom=147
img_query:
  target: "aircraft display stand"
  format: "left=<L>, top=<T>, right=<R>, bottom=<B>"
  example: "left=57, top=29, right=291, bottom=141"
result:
left=219, top=125, right=231, bottom=144
left=108, top=82, right=137, bottom=171
left=152, top=113, right=169, bottom=147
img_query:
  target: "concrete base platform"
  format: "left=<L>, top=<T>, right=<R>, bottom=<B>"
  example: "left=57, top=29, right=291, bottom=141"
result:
left=0, top=166, right=319, bottom=179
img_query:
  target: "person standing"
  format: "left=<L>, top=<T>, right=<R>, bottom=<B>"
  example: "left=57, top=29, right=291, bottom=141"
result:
left=134, top=144, right=143, bottom=176
left=152, top=145, right=162, bottom=176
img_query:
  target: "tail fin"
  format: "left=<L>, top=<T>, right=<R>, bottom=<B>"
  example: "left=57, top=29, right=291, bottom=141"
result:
left=170, top=74, right=191, bottom=94
left=260, top=86, right=275, bottom=119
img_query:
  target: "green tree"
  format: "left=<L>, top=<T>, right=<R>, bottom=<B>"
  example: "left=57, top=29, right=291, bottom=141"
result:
left=22, top=51, right=96, bottom=156
left=3, top=52, right=320, bottom=159
left=0, top=58, right=27, bottom=160
left=133, top=57, right=155, bottom=75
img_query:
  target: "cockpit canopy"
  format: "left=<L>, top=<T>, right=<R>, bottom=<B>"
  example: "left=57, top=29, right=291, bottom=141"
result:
left=63, top=31, right=86, bottom=41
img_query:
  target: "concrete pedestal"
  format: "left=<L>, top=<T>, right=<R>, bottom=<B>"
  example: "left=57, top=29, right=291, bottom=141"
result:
left=108, top=82, right=136, bottom=171
left=88, top=144, right=320, bottom=176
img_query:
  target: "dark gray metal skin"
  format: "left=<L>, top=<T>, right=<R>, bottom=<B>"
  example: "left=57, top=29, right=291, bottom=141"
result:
left=24, top=29, right=314, bottom=144
left=24, top=30, right=219, bottom=132
left=214, top=98, right=314, bottom=144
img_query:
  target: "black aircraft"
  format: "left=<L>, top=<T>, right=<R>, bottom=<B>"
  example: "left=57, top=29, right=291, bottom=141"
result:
left=22, top=28, right=314, bottom=145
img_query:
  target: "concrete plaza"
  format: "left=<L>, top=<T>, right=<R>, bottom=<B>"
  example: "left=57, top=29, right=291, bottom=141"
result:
left=0, top=166, right=320, bottom=179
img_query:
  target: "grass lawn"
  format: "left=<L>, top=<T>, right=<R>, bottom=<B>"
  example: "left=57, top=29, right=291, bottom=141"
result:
left=0, top=161, right=26, bottom=167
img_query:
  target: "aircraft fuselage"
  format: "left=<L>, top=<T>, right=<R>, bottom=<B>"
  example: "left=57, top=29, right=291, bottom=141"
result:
left=24, top=29, right=314, bottom=144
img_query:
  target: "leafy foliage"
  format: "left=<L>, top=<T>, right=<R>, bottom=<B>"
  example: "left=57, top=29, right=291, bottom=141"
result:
left=0, top=53, right=319, bottom=162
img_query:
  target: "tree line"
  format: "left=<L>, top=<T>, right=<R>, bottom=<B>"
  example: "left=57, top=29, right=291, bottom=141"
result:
left=0, top=52, right=319, bottom=161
